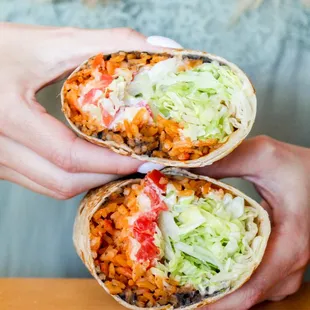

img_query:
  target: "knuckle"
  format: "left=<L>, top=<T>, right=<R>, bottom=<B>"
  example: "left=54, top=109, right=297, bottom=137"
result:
left=51, top=148, right=77, bottom=173
left=268, top=295, right=287, bottom=302
left=116, top=159, right=139, bottom=175
left=254, top=135, right=278, bottom=159
left=288, top=285, right=301, bottom=297
left=282, top=279, right=303, bottom=298
left=119, top=27, right=139, bottom=39
left=52, top=191, right=71, bottom=200
left=54, top=179, right=77, bottom=200
left=297, top=248, right=310, bottom=267
left=292, top=235, right=310, bottom=268
left=113, top=165, right=123, bottom=175
left=121, top=27, right=135, bottom=34
left=242, top=286, right=264, bottom=309
left=245, top=294, right=261, bottom=309
left=51, top=149, right=72, bottom=172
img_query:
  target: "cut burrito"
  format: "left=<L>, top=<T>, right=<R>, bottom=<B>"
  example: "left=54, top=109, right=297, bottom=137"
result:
left=73, top=168, right=270, bottom=309
left=62, top=50, right=256, bottom=167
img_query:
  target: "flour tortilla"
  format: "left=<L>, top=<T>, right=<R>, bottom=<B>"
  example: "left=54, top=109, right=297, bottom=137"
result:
left=73, top=168, right=270, bottom=310
left=62, top=49, right=257, bottom=168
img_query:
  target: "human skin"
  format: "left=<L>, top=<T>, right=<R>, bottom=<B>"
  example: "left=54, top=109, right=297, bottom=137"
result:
left=0, top=23, right=174, bottom=199
left=194, top=136, right=310, bottom=309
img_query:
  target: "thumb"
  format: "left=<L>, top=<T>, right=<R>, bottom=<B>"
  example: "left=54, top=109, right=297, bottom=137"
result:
left=38, top=28, right=184, bottom=87
left=36, top=27, right=164, bottom=84
left=192, top=135, right=280, bottom=180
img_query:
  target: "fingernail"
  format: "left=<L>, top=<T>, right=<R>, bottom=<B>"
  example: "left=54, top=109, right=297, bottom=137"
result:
left=147, top=36, right=183, bottom=48
left=138, top=163, right=165, bottom=174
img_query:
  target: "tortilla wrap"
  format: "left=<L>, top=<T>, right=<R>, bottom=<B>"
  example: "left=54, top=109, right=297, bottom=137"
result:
left=73, top=168, right=270, bottom=309
left=62, top=50, right=256, bottom=167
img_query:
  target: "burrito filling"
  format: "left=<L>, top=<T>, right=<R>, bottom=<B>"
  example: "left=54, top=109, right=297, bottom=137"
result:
left=63, top=52, right=251, bottom=161
left=90, top=170, right=262, bottom=308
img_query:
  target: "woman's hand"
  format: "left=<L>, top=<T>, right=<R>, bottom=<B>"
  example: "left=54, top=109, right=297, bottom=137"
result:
left=0, top=23, right=172, bottom=199
left=194, top=135, right=310, bottom=309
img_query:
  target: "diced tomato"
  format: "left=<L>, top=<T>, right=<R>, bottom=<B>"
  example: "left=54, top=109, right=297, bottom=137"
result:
left=144, top=185, right=161, bottom=206
left=136, top=238, right=158, bottom=262
left=134, top=232, right=152, bottom=244
left=133, top=215, right=156, bottom=237
left=82, top=88, right=102, bottom=106
left=100, top=104, right=114, bottom=127
left=130, top=170, right=168, bottom=264
left=146, top=170, right=167, bottom=191
left=152, top=201, right=168, bottom=214
left=81, top=75, right=113, bottom=106
left=100, top=74, right=113, bottom=87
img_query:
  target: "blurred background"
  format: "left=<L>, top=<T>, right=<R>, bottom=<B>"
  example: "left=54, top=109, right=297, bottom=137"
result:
left=0, top=0, right=309, bottom=281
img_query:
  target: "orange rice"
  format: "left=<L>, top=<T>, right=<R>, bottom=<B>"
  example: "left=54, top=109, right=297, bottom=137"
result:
left=63, top=52, right=225, bottom=161
left=89, top=175, right=213, bottom=308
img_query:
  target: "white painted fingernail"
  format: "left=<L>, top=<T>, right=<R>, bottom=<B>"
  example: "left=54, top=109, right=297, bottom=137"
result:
left=138, top=163, right=165, bottom=174
left=147, top=36, right=183, bottom=48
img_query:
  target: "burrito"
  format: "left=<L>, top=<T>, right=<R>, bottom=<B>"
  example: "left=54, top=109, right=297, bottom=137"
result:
left=73, top=168, right=270, bottom=309
left=62, top=50, right=256, bottom=167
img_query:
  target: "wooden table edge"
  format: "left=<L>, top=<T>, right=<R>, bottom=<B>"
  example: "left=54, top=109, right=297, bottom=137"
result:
left=0, top=279, right=309, bottom=309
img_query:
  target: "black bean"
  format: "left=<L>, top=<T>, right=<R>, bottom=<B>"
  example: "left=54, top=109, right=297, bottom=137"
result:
left=175, top=290, right=204, bottom=308
left=183, top=54, right=212, bottom=63
left=118, top=290, right=137, bottom=305
left=127, top=138, right=135, bottom=148
left=192, top=290, right=203, bottom=304
left=134, top=137, right=143, bottom=144
left=168, top=295, right=178, bottom=307
left=132, top=293, right=137, bottom=304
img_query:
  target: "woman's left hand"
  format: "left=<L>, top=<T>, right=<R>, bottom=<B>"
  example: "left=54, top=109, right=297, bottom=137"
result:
left=0, top=23, right=166, bottom=199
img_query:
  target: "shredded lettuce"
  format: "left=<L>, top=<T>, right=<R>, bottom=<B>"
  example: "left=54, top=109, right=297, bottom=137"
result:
left=155, top=185, right=261, bottom=295
left=128, top=58, right=248, bottom=141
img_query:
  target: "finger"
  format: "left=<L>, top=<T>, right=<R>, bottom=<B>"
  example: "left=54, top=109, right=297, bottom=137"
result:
left=192, top=136, right=281, bottom=180
left=49, top=35, right=183, bottom=88
left=267, top=269, right=305, bottom=301
left=0, top=134, right=120, bottom=199
left=0, top=165, right=61, bottom=198
left=1, top=100, right=144, bottom=175
left=34, top=27, right=166, bottom=86
left=3, top=24, right=166, bottom=88
left=260, top=200, right=273, bottom=220
left=191, top=135, right=306, bottom=215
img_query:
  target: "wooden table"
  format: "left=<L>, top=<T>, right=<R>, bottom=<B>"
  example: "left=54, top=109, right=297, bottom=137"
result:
left=0, top=279, right=309, bottom=310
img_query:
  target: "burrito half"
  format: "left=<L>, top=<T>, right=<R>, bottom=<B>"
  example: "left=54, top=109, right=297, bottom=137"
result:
left=62, top=50, right=256, bottom=167
left=73, top=168, right=270, bottom=309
